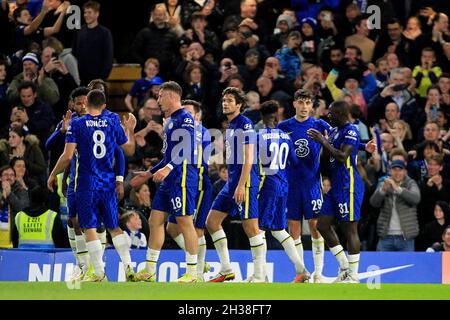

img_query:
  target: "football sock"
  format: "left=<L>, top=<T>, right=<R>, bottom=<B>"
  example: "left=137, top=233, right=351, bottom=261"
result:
left=330, top=245, right=349, bottom=270
left=86, top=240, right=104, bottom=277
left=75, top=234, right=89, bottom=273
left=112, top=233, right=132, bottom=269
left=146, top=248, right=160, bottom=274
left=97, top=229, right=107, bottom=255
left=249, top=233, right=265, bottom=280
left=197, top=235, right=207, bottom=276
left=173, top=234, right=186, bottom=251
left=211, top=229, right=232, bottom=272
left=261, top=231, right=267, bottom=279
left=186, top=252, right=198, bottom=276
left=312, top=236, right=325, bottom=276
left=294, top=237, right=305, bottom=266
left=348, top=254, right=360, bottom=277
left=67, top=227, right=79, bottom=265
left=272, top=230, right=305, bottom=274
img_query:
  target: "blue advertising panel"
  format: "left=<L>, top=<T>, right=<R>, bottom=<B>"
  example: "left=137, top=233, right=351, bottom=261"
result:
left=0, top=249, right=444, bottom=284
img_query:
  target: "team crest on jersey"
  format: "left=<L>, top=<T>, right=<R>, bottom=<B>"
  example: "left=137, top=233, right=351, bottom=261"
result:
left=244, top=123, right=252, bottom=130
left=294, top=139, right=310, bottom=158
left=347, top=130, right=357, bottom=137
left=168, top=122, right=173, bottom=130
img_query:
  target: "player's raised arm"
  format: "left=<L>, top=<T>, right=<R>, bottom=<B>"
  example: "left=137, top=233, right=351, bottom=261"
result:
left=120, top=113, right=137, bottom=156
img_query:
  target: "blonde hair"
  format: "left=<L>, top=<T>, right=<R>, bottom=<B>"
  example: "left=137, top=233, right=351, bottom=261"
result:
left=144, top=58, right=160, bottom=70
left=393, top=119, right=413, bottom=140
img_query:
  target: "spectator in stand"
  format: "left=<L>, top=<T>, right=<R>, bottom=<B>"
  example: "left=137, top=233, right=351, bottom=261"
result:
left=256, top=76, right=291, bottom=113
left=124, top=58, right=163, bottom=112
left=408, top=141, right=440, bottom=183
left=373, top=19, right=412, bottom=67
left=368, top=68, right=418, bottom=130
left=370, top=159, right=420, bottom=252
left=218, top=58, right=239, bottom=91
left=275, top=30, right=302, bottom=82
left=160, top=0, right=184, bottom=38
left=0, top=127, right=46, bottom=183
left=72, top=1, right=113, bottom=85
left=0, top=165, right=29, bottom=248
left=417, top=85, right=444, bottom=129
left=12, top=0, right=69, bottom=53
left=40, top=45, right=77, bottom=123
left=299, top=17, right=319, bottom=63
left=213, top=164, right=228, bottom=198
left=390, top=120, right=414, bottom=152
left=417, top=154, right=450, bottom=230
left=379, top=103, right=401, bottom=133
left=120, top=210, right=148, bottom=249
left=10, top=156, right=38, bottom=191
left=7, top=53, right=59, bottom=107
left=413, top=47, right=443, bottom=98
left=321, top=45, right=344, bottom=74
left=345, top=15, right=375, bottom=64
left=348, top=103, right=369, bottom=142
left=185, top=12, right=220, bottom=60
left=131, top=4, right=178, bottom=80
left=133, top=97, right=164, bottom=157
left=438, top=73, right=450, bottom=108
left=42, top=36, right=80, bottom=86
left=418, top=201, right=450, bottom=251
left=180, top=0, right=222, bottom=33
left=237, top=49, right=262, bottom=92
left=374, top=57, right=390, bottom=90
left=0, top=61, right=9, bottom=130
left=125, top=184, right=152, bottom=221
left=40, top=0, right=73, bottom=49
left=242, top=91, right=260, bottom=124
left=267, top=13, right=294, bottom=55
left=14, top=81, right=54, bottom=147
left=426, top=225, right=450, bottom=252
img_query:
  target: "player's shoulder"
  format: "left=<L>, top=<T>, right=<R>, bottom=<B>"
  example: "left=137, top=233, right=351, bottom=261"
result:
left=277, top=117, right=294, bottom=129
left=235, top=114, right=254, bottom=131
left=342, top=123, right=359, bottom=140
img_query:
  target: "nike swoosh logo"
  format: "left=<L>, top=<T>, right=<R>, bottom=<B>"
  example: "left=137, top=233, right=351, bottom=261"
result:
left=286, top=132, right=293, bottom=135
left=310, top=264, right=414, bottom=283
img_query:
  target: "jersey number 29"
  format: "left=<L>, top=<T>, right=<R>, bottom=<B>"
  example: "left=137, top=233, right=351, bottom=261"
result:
left=93, top=130, right=106, bottom=159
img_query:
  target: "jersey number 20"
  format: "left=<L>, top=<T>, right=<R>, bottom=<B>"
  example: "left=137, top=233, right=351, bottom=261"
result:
left=269, top=142, right=289, bottom=170
left=93, top=130, right=106, bottom=159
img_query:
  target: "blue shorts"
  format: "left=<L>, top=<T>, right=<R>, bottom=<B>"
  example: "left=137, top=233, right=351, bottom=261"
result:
left=320, top=186, right=363, bottom=222
left=286, top=180, right=322, bottom=221
left=152, top=183, right=197, bottom=217
left=211, top=182, right=259, bottom=220
left=67, top=189, right=76, bottom=219
left=76, top=189, right=118, bottom=229
left=258, top=186, right=287, bottom=230
left=168, top=179, right=213, bottom=229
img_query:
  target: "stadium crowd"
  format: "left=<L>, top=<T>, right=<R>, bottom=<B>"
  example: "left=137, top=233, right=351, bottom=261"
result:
left=0, top=0, right=449, bottom=254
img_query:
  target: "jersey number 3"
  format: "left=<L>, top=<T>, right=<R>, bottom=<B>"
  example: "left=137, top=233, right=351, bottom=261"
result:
left=93, top=130, right=106, bottom=159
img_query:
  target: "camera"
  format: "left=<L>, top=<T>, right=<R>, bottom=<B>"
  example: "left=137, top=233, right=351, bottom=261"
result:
left=392, top=84, right=408, bottom=92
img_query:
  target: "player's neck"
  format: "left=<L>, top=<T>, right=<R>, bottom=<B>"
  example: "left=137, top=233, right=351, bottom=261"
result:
left=295, top=115, right=309, bottom=123
left=227, top=112, right=240, bottom=122
left=89, top=109, right=102, bottom=116
left=166, top=104, right=182, bottom=117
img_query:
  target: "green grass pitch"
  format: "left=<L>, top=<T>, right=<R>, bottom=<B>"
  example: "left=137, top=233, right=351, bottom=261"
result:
left=1, top=282, right=449, bottom=300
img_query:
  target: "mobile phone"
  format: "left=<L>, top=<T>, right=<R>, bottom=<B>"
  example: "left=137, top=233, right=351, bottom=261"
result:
left=430, top=105, right=438, bottom=122
left=151, top=114, right=163, bottom=124
left=392, top=84, right=408, bottom=91
left=323, top=13, right=332, bottom=21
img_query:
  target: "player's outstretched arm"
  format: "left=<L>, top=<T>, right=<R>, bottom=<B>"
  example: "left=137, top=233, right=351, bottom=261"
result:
left=47, top=142, right=76, bottom=192
left=307, top=128, right=353, bottom=163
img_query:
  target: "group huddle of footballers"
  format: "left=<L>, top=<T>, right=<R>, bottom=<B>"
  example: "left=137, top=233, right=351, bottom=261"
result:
left=47, top=79, right=375, bottom=284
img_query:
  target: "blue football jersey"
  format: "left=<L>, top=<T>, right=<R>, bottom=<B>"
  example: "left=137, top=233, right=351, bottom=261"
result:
left=258, top=127, right=297, bottom=193
left=278, top=117, right=331, bottom=183
left=158, top=108, right=199, bottom=187
left=66, top=111, right=127, bottom=191
left=225, top=114, right=260, bottom=189
left=196, top=123, right=211, bottom=190
left=327, top=123, right=363, bottom=191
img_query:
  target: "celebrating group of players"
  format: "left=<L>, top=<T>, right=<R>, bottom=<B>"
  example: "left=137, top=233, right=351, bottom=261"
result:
left=48, top=79, right=374, bottom=283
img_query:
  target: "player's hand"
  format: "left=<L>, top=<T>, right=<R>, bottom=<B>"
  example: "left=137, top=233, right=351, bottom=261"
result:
left=47, top=174, right=56, bottom=192
left=123, top=113, right=137, bottom=132
left=307, top=128, right=325, bottom=144
left=153, top=166, right=171, bottom=183
left=61, top=110, right=72, bottom=133
left=233, top=185, right=246, bottom=205
left=116, top=181, right=124, bottom=201
left=365, top=139, right=377, bottom=154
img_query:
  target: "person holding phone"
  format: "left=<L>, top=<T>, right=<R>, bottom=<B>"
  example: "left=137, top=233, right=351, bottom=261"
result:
left=412, top=47, right=442, bottom=98
left=368, top=68, right=418, bottom=130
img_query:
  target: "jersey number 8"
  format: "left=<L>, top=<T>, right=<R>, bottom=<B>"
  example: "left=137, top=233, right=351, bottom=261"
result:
left=93, top=130, right=106, bottom=159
